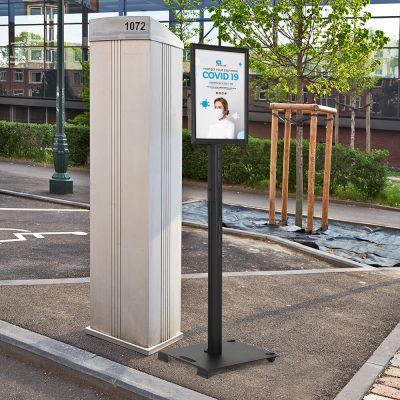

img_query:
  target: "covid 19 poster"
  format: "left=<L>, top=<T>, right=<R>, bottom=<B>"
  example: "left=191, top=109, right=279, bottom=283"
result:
left=191, top=44, right=249, bottom=144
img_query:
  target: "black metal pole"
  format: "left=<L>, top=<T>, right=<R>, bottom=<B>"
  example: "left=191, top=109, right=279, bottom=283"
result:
left=49, top=0, right=73, bottom=194
left=207, top=144, right=223, bottom=355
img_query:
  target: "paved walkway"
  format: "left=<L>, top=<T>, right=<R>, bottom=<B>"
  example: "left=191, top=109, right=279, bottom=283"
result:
left=0, top=159, right=399, bottom=399
left=0, top=159, right=399, bottom=228
left=363, top=350, right=400, bottom=400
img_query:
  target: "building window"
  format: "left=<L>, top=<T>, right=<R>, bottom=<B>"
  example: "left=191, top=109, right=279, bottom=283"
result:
left=0, top=70, right=6, bottom=81
left=73, top=72, right=81, bottom=85
left=30, top=71, right=42, bottom=83
left=46, top=6, right=56, bottom=21
left=318, top=95, right=335, bottom=108
left=29, top=88, right=41, bottom=97
left=13, top=89, right=24, bottom=96
left=14, top=70, right=24, bottom=82
left=74, top=49, right=82, bottom=62
left=30, top=49, right=44, bottom=62
left=45, top=49, right=56, bottom=62
left=340, top=95, right=350, bottom=111
left=258, top=91, right=267, bottom=101
left=46, top=27, right=55, bottom=42
left=29, top=6, right=43, bottom=15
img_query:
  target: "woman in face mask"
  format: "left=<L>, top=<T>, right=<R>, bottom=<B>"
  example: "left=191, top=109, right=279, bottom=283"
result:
left=207, top=97, right=235, bottom=139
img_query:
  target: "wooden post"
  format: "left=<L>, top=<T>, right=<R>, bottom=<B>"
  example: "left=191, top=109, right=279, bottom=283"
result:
left=306, top=113, right=318, bottom=233
left=281, top=109, right=291, bottom=224
left=321, top=114, right=334, bottom=231
left=366, top=92, right=371, bottom=152
left=269, top=111, right=278, bottom=224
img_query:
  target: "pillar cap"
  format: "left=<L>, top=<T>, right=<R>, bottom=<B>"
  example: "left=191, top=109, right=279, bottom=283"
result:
left=89, top=16, right=184, bottom=49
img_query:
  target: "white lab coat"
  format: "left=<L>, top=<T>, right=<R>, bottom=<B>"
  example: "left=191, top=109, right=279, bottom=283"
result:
left=207, top=118, right=235, bottom=139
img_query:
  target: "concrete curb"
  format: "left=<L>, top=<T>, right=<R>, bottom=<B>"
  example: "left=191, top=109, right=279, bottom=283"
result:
left=0, top=189, right=90, bottom=209
left=0, top=320, right=214, bottom=400
left=0, top=277, right=90, bottom=286
left=182, top=267, right=377, bottom=279
left=334, top=322, right=400, bottom=400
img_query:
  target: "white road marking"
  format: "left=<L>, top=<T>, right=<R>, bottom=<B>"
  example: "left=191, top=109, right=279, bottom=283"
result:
left=0, top=208, right=88, bottom=212
left=0, top=231, right=88, bottom=244
left=0, top=228, right=31, bottom=232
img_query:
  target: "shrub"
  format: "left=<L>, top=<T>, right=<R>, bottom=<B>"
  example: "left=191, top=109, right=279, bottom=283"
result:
left=65, top=124, right=90, bottom=165
left=350, top=149, right=388, bottom=196
left=182, top=129, right=389, bottom=199
left=330, top=144, right=354, bottom=190
left=0, top=121, right=89, bottom=166
left=0, top=121, right=53, bottom=161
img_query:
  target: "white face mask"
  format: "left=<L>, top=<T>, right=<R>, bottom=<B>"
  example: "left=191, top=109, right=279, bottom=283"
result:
left=215, top=108, right=224, bottom=119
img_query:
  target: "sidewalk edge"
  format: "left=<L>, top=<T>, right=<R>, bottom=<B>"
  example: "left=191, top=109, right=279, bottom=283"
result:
left=334, top=321, right=400, bottom=400
left=0, top=189, right=89, bottom=209
left=0, top=320, right=214, bottom=400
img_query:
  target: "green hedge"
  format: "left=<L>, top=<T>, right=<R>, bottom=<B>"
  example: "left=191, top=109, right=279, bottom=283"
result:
left=0, top=122, right=388, bottom=198
left=0, top=121, right=89, bottom=166
left=182, top=129, right=389, bottom=198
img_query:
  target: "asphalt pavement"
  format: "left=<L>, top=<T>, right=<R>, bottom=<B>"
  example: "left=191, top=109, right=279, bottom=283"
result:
left=0, top=351, right=122, bottom=400
left=0, top=159, right=399, bottom=400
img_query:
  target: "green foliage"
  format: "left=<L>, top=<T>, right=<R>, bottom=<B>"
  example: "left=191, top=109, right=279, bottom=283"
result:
left=330, top=144, right=355, bottom=189
left=163, top=0, right=202, bottom=46
left=210, top=0, right=389, bottom=101
left=69, top=111, right=90, bottom=127
left=0, top=121, right=89, bottom=166
left=350, top=148, right=388, bottom=196
left=64, top=124, right=90, bottom=166
left=68, top=61, right=90, bottom=126
left=182, top=130, right=208, bottom=179
left=377, top=180, right=400, bottom=208
left=182, top=129, right=389, bottom=200
left=330, top=145, right=388, bottom=196
left=0, top=121, right=53, bottom=161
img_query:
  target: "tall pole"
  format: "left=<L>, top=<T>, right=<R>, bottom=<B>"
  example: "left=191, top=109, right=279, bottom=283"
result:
left=49, top=0, right=73, bottom=194
left=207, top=144, right=223, bottom=355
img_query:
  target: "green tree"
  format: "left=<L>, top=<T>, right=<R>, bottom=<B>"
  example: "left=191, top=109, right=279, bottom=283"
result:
left=210, top=0, right=389, bottom=227
left=68, top=61, right=90, bottom=126
left=163, top=0, right=203, bottom=46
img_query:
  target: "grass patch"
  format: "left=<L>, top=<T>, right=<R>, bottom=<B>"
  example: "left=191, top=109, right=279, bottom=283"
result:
left=332, top=179, right=400, bottom=208
left=377, top=180, right=400, bottom=208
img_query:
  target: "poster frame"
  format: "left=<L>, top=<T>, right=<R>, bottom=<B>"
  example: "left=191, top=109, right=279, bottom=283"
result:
left=190, top=43, right=249, bottom=145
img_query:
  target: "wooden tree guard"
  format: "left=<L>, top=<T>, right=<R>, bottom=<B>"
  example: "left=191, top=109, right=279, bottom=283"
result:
left=268, top=103, right=337, bottom=232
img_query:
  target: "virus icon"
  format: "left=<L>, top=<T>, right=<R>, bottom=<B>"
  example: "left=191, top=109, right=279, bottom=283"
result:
left=200, top=99, right=210, bottom=109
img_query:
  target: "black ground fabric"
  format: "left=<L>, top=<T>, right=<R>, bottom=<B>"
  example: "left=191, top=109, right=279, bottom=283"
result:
left=183, top=200, right=400, bottom=268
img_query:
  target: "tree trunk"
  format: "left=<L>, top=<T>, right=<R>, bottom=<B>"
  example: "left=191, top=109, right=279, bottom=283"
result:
left=295, top=79, right=304, bottom=227
left=334, top=95, right=339, bottom=144
left=366, top=92, right=371, bottom=152
left=350, top=96, right=356, bottom=149
left=187, top=91, right=192, bottom=131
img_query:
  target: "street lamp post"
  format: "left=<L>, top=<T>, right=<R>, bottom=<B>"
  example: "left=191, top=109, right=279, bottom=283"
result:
left=49, top=0, right=73, bottom=194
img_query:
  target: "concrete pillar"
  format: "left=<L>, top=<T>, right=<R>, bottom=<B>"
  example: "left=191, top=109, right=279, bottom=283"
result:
left=87, top=16, right=183, bottom=355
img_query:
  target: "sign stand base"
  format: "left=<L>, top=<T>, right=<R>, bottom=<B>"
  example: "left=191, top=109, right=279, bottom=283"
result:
left=158, top=340, right=277, bottom=378
left=159, top=144, right=277, bottom=378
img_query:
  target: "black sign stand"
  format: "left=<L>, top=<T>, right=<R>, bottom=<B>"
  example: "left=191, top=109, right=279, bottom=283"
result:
left=158, top=144, right=277, bottom=378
